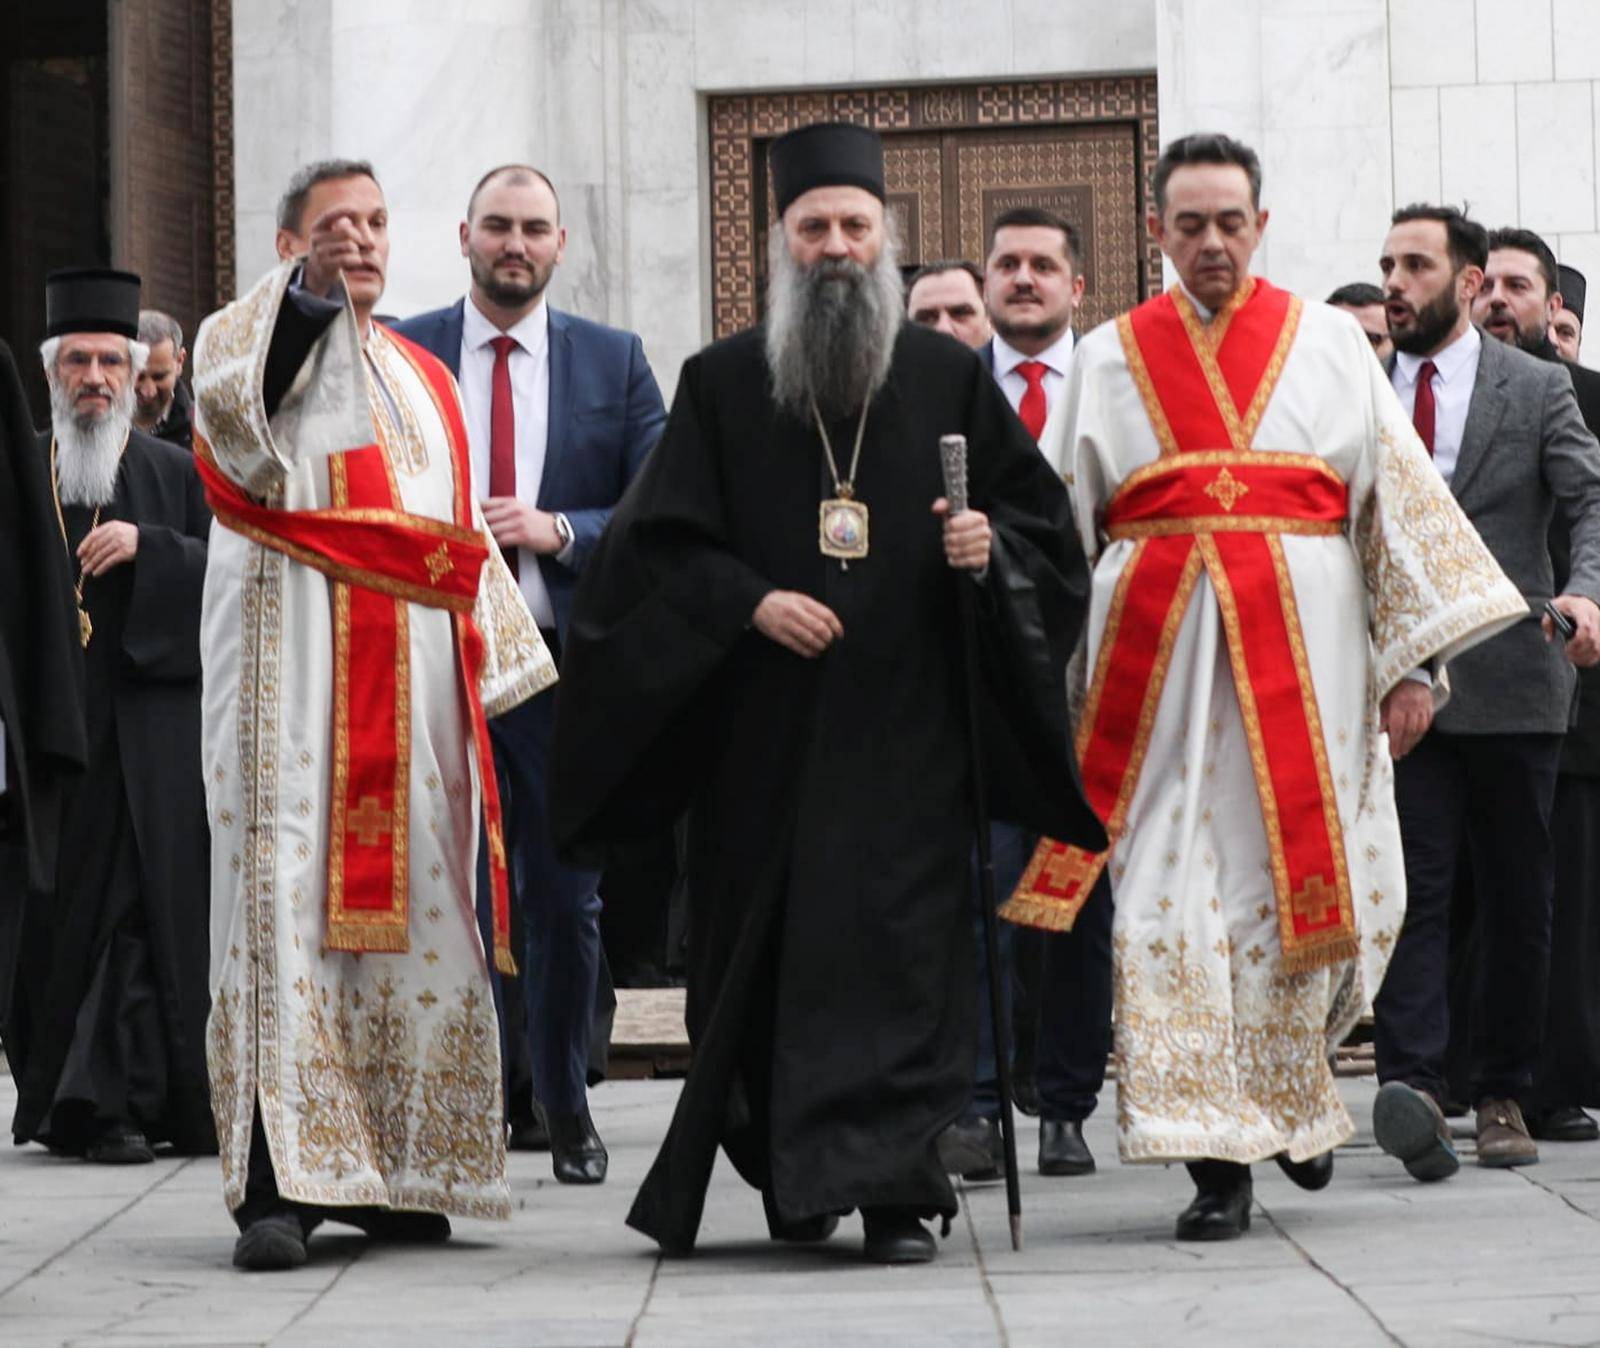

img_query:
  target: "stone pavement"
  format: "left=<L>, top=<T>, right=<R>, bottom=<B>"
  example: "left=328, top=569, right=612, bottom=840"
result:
left=2, top=1073, right=1599, bottom=1347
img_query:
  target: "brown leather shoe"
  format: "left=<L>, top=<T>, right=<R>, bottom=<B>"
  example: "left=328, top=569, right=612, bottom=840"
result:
left=1476, top=1098, right=1539, bottom=1168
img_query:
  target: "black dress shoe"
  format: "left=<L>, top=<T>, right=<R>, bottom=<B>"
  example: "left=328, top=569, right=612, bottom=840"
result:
left=86, top=1126, right=155, bottom=1165
left=233, top=1213, right=309, bottom=1271
left=1012, top=1077, right=1041, bottom=1118
left=1038, top=1119, right=1095, bottom=1176
left=548, top=1107, right=608, bottom=1185
left=937, top=1115, right=1001, bottom=1181
left=1274, top=1149, right=1333, bottom=1191
left=861, top=1208, right=937, bottom=1264
left=508, top=1103, right=551, bottom=1152
left=342, top=1209, right=452, bottom=1243
left=1528, top=1106, right=1600, bottom=1142
left=1175, top=1161, right=1252, bottom=1241
left=763, top=1190, right=840, bottom=1243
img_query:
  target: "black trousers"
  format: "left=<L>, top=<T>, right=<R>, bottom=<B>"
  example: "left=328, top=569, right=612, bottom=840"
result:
left=1374, top=730, right=1562, bottom=1106
left=969, top=825, right=1113, bottom=1123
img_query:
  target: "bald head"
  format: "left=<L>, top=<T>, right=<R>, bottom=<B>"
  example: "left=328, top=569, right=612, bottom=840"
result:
left=466, top=165, right=561, bottom=224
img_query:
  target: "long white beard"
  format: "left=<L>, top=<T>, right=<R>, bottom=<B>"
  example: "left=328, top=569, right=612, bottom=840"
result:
left=764, top=223, right=905, bottom=420
left=52, top=381, right=133, bottom=507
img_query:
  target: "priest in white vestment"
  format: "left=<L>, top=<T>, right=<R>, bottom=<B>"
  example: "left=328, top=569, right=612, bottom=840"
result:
left=192, top=160, right=554, bottom=1271
left=1011, top=134, right=1525, bottom=1241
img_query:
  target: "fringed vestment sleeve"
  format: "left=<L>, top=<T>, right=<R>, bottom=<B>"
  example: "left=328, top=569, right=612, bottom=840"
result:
left=472, top=508, right=557, bottom=718
left=192, top=262, right=374, bottom=500
left=1346, top=321, right=1527, bottom=701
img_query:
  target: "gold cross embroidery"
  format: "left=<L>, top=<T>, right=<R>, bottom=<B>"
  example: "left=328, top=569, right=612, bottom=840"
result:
left=424, top=543, right=454, bottom=584
left=348, top=795, right=393, bottom=847
left=1204, top=467, right=1250, bottom=513
left=1290, top=874, right=1340, bottom=928
left=1038, top=845, right=1098, bottom=898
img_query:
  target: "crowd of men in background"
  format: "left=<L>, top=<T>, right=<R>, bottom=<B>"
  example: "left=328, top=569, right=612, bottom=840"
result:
left=2, top=127, right=1599, bottom=1269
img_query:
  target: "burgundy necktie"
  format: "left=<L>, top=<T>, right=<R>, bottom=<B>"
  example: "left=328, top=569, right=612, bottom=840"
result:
left=1016, top=360, right=1049, bottom=442
left=1412, top=358, right=1438, bottom=458
left=489, top=334, right=519, bottom=578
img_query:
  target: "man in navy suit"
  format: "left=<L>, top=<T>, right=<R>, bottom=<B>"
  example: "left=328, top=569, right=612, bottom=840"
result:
left=395, top=164, right=666, bottom=1184
left=911, top=210, right=1115, bottom=1186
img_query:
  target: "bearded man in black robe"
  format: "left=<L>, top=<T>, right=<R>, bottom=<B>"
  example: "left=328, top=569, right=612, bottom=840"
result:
left=3, top=269, right=213, bottom=1163
left=551, top=123, right=1104, bottom=1264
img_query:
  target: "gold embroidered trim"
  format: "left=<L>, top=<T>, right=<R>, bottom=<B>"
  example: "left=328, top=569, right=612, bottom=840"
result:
left=1107, top=516, right=1344, bottom=542
left=1117, top=311, right=1180, bottom=458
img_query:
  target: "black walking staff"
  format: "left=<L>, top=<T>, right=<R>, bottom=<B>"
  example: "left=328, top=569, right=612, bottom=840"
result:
left=939, top=432, right=1023, bottom=1252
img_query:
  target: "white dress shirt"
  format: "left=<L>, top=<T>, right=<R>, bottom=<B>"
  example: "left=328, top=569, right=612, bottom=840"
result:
left=992, top=327, right=1076, bottom=426
left=458, top=296, right=559, bottom=628
left=1391, top=323, right=1481, bottom=486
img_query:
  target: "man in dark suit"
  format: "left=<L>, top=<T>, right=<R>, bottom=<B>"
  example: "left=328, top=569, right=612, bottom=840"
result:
left=1371, top=205, right=1600, bottom=1180
left=395, top=165, right=666, bottom=1184
left=1469, top=228, right=1600, bottom=1143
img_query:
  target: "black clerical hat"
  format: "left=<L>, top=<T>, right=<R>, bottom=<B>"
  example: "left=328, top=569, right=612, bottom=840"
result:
left=770, top=122, right=886, bottom=216
left=1559, top=263, right=1587, bottom=324
left=44, top=267, right=141, bottom=340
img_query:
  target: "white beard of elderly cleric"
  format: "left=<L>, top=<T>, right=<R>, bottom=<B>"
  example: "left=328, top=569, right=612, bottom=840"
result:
left=51, top=376, right=134, bottom=507
left=763, top=221, right=904, bottom=422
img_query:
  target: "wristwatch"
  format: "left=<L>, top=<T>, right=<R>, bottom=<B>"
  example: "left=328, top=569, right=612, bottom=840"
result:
left=553, top=512, right=574, bottom=552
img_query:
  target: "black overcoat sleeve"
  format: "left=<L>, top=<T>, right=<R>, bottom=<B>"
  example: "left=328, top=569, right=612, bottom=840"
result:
left=123, top=442, right=212, bottom=681
left=550, top=350, right=773, bottom=866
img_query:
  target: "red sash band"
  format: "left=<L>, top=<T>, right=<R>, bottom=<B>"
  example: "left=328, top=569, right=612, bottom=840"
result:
left=1000, top=282, right=1360, bottom=973
left=195, top=325, right=518, bottom=975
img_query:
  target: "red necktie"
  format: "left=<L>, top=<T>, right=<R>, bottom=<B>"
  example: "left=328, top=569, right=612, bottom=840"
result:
left=1016, top=360, right=1049, bottom=441
left=489, top=334, right=519, bottom=578
left=1412, top=358, right=1438, bottom=458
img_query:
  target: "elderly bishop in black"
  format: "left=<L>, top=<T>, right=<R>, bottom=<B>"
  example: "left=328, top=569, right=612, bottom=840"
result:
left=551, top=124, right=1104, bottom=1264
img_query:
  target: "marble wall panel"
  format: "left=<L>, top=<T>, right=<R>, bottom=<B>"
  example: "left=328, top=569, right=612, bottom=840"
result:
left=1389, top=0, right=1477, bottom=88
left=1475, top=0, right=1553, bottom=85
left=1553, top=0, right=1600, bottom=81
left=1263, top=126, right=1392, bottom=296
left=1391, top=87, right=1442, bottom=206
left=1517, top=81, right=1596, bottom=235
left=1261, top=8, right=1388, bottom=130
left=1010, top=0, right=1155, bottom=74
left=624, top=186, right=704, bottom=399
left=1438, top=84, right=1518, bottom=224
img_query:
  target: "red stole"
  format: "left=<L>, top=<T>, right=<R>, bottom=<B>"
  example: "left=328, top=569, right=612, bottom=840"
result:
left=196, top=327, right=517, bottom=976
left=1000, top=280, right=1360, bottom=974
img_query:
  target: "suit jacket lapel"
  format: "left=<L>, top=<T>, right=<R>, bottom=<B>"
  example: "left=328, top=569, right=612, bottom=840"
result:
left=441, top=299, right=466, bottom=377
left=539, top=307, right=574, bottom=507
left=1448, top=335, right=1508, bottom=503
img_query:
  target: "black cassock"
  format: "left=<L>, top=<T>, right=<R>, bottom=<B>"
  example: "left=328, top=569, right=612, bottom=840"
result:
left=551, top=323, right=1104, bottom=1251
left=5, top=428, right=214, bottom=1154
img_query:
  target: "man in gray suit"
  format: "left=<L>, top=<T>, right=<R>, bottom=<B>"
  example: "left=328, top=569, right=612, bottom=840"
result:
left=1372, top=204, right=1600, bottom=1179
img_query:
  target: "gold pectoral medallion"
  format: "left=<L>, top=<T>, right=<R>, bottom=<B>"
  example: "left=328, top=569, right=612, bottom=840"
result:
left=819, top=496, right=869, bottom=565
left=78, top=606, right=93, bottom=647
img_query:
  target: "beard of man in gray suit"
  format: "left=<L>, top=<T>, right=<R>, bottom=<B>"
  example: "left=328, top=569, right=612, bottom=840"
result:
left=1371, top=203, right=1600, bottom=1182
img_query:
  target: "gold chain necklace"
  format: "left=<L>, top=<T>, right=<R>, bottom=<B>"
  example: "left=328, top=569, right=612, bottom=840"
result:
left=49, top=434, right=125, bottom=648
left=810, top=395, right=871, bottom=568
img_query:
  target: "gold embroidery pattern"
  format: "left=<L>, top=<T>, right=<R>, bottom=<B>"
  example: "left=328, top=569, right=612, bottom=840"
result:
left=294, top=990, right=369, bottom=1179
left=1204, top=467, right=1249, bottom=512
left=1355, top=489, right=1431, bottom=659
left=356, top=975, right=419, bottom=1181
left=365, top=331, right=430, bottom=476
left=413, top=987, right=504, bottom=1193
left=475, top=533, right=558, bottom=718
left=206, top=988, right=242, bottom=1195
left=1379, top=425, right=1499, bottom=604
left=1114, top=931, right=1353, bottom=1164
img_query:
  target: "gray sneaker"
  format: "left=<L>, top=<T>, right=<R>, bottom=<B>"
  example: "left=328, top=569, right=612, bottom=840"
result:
left=1373, top=1081, right=1460, bottom=1182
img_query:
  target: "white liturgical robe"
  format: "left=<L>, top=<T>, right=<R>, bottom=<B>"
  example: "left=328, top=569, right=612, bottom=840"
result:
left=1037, top=282, right=1524, bottom=1164
left=193, top=261, right=555, bottom=1218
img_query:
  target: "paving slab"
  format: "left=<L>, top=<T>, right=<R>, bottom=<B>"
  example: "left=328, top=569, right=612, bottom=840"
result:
left=2, top=1073, right=1599, bottom=1345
